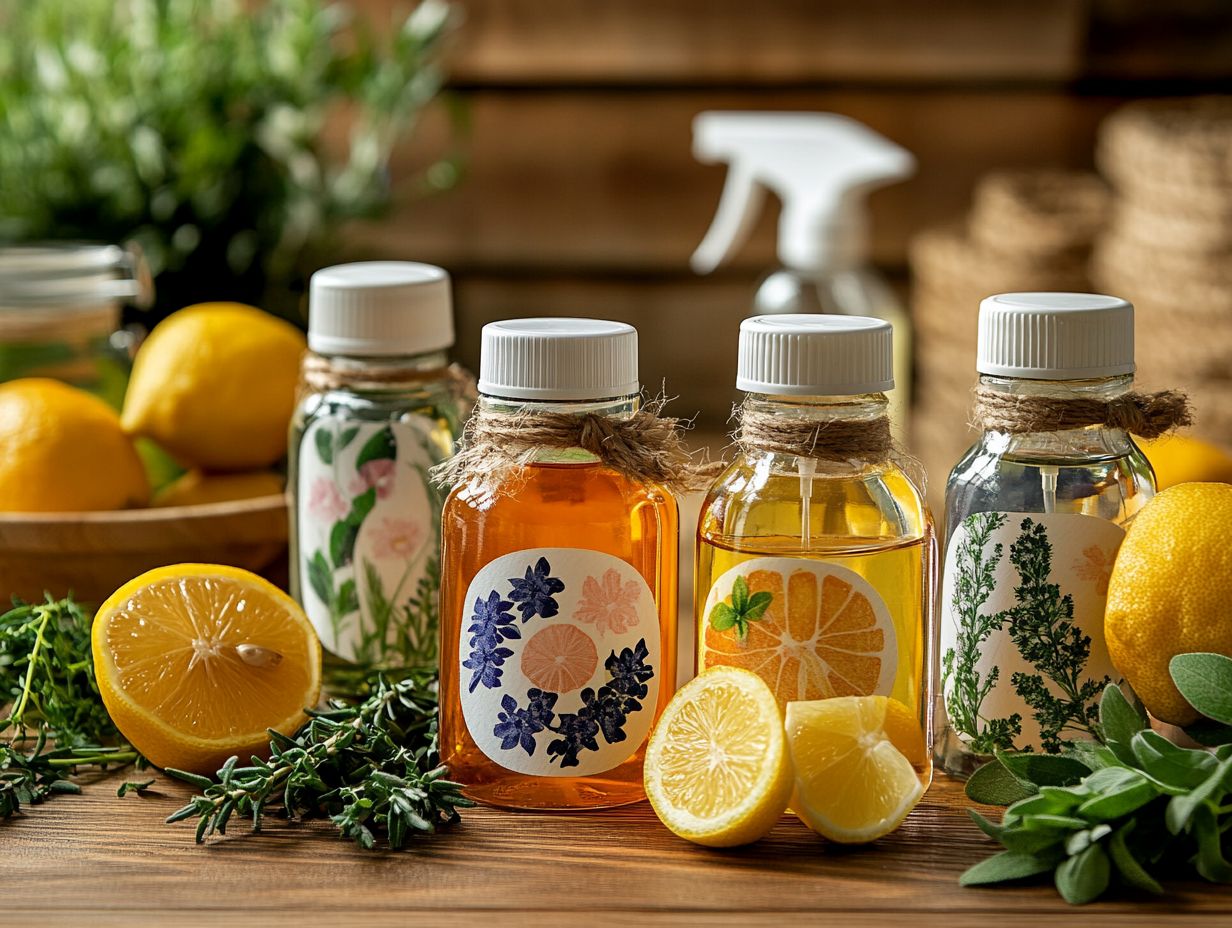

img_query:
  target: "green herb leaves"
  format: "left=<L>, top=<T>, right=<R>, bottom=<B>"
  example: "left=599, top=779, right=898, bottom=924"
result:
left=708, top=576, right=772, bottom=638
left=1, top=597, right=141, bottom=819
left=961, top=662, right=1232, bottom=904
left=166, top=673, right=472, bottom=850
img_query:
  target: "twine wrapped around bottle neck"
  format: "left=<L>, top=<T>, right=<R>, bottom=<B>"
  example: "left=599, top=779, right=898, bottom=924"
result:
left=430, top=397, right=719, bottom=500
left=734, top=401, right=894, bottom=462
left=970, top=386, right=1192, bottom=438
left=299, top=352, right=476, bottom=403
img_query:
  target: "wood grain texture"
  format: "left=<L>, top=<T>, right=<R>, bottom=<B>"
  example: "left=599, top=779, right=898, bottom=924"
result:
left=439, top=0, right=1085, bottom=85
left=2, top=774, right=1227, bottom=926
left=351, top=89, right=1116, bottom=274
left=0, top=495, right=288, bottom=602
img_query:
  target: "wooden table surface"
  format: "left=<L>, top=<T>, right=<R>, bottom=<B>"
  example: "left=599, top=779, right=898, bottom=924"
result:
left=3, top=772, right=1227, bottom=927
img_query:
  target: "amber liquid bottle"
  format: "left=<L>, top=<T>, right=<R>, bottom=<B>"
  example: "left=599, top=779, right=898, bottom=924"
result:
left=439, top=319, right=678, bottom=810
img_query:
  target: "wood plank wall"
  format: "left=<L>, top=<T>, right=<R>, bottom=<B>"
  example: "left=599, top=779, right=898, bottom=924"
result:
left=345, top=0, right=1232, bottom=430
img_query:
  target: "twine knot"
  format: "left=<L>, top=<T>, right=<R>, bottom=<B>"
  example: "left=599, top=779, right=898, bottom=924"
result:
left=733, top=403, right=894, bottom=462
left=971, top=386, right=1192, bottom=439
left=430, top=398, right=720, bottom=501
left=298, top=352, right=477, bottom=403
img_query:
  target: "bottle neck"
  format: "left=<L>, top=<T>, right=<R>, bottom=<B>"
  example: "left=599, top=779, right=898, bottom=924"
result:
left=309, top=349, right=451, bottom=393
left=478, top=392, right=641, bottom=464
left=740, top=392, right=890, bottom=475
left=976, top=372, right=1138, bottom=457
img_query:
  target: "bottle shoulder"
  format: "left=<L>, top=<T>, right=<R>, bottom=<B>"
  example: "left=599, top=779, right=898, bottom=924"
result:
left=445, top=463, right=678, bottom=522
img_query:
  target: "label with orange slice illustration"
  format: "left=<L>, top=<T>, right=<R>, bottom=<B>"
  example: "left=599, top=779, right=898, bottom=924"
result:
left=700, top=559, right=898, bottom=708
left=459, top=548, right=661, bottom=776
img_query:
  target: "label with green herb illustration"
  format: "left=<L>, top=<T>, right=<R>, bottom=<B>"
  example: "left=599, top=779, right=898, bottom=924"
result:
left=297, top=418, right=445, bottom=667
left=940, top=512, right=1124, bottom=754
left=699, top=558, right=898, bottom=703
left=458, top=548, right=660, bottom=777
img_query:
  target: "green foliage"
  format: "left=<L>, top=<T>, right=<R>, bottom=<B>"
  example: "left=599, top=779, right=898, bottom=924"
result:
left=1004, top=519, right=1108, bottom=752
left=0, top=597, right=141, bottom=819
left=0, top=0, right=456, bottom=313
left=942, top=511, right=1022, bottom=754
left=708, top=575, right=773, bottom=639
left=961, top=659, right=1232, bottom=905
left=166, top=673, right=471, bottom=850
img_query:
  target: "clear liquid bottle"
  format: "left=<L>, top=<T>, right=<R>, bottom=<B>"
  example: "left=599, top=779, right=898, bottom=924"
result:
left=936, top=293, right=1156, bottom=777
left=696, top=315, right=935, bottom=786
left=439, top=319, right=678, bottom=810
left=289, top=262, right=464, bottom=675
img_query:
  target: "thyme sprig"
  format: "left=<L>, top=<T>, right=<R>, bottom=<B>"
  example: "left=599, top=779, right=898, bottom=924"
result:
left=0, top=597, right=140, bottom=819
left=166, top=672, right=472, bottom=849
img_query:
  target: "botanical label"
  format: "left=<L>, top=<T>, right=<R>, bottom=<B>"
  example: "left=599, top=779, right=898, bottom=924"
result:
left=297, top=417, right=444, bottom=667
left=940, top=512, right=1124, bottom=754
left=700, top=558, right=898, bottom=701
left=458, top=548, right=661, bottom=777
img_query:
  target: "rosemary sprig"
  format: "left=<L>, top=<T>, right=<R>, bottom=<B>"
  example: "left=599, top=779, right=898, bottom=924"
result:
left=166, top=672, right=473, bottom=849
left=0, top=596, right=140, bottom=819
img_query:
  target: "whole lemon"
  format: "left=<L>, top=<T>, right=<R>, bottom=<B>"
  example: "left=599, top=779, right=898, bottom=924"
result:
left=0, top=378, right=148, bottom=512
left=121, top=303, right=305, bottom=471
left=1105, top=482, right=1232, bottom=724
left=1138, top=433, right=1232, bottom=489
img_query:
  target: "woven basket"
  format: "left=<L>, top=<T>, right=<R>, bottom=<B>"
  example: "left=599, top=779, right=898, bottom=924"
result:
left=1095, top=96, right=1232, bottom=444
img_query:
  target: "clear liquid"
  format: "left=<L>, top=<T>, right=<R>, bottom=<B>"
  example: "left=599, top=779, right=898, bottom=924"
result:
left=935, top=436, right=1154, bottom=777
left=696, top=457, right=935, bottom=785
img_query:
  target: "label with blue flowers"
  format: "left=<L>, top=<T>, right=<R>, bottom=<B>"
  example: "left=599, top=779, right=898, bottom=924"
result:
left=458, top=548, right=661, bottom=776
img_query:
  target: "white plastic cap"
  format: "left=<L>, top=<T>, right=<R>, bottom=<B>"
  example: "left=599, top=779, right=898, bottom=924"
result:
left=977, top=293, right=1135, bottom=379
left=308, top=261, right=454, bottom=356
left=478, top=318, right=639, bottom=401
left=737, top=314, right=894, bottom=396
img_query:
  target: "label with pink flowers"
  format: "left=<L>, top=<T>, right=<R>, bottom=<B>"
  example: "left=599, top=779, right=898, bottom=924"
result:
left=297, top=418, right=443, bottom=666
left=458, top=548, right=661, bottom=777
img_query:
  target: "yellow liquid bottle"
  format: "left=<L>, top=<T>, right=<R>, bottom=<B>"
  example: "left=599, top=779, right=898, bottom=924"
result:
left=695, top=315, right=935, bottom=786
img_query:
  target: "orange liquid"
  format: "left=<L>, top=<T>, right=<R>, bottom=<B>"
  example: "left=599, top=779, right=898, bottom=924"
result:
left=439, top=461, right=678, bottom=809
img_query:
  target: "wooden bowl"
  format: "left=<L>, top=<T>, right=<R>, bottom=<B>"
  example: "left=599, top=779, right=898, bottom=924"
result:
left=0, top=494, right=289, bottom=604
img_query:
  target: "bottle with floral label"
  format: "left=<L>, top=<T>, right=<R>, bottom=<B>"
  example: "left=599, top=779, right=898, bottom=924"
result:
left=936, top=293, right=1164, bottom=778
left=438, top=318, right=679, bottom=810
left=696, top=315, right=935, bottom=787
left=289, top=262, right=467, bottom=674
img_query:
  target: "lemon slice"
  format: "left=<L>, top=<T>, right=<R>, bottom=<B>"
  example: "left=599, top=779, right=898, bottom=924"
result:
left=786, top=696, right=926, bottom=843
left=644, top=667, right=792, bottom=847
left=93, top=564, right=322, bottom=774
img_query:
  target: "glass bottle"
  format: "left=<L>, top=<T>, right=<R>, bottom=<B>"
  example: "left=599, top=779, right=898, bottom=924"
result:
left=0, top=242, right=151, bottom=406
left=440, top=318, right=678, bottom=810
left=936, top=293, right=1155, bottom=778
left=289, top=262, right=464, bottom=675
left=696, top=315, right=935, bottom=787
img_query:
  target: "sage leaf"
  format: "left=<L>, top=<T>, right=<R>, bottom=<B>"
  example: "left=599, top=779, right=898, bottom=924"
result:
left=1164, top=755, right=1232, bottom=835
left=1170, top=652, right=1232, bottom=725
left=966, top=759, right=1036, bottom=807
left=1193, top=805, right=1232, bottom=883
left=1065, top=823, right=1112, bottom=857
left=1055, top=844, right=1111, bottom=905
left=1100, top=682, right=1149, bottom=746
left=996, top=750, right=1090, bottom=787
left=1076, top=776, right=1159, bottom=822
left=1130, top=730, right=1216, bottom=791
left=960, top=850, right=1060, bottom=886
left=1108, top=821, right=1164, bottom=896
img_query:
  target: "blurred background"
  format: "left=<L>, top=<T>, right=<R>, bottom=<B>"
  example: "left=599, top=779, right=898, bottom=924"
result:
left=3, top=0, right=1232, bottom=500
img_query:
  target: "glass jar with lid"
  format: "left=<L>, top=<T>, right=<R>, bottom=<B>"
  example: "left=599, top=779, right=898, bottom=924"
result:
left=0, top=242, right=152, bottom=405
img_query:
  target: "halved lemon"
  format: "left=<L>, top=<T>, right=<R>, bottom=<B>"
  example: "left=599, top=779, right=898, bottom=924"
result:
left=786, top=696, right=926, bottom=844
left=644, top=667, right=792, bottom=847
left=92, top=564, right=322, bottom=774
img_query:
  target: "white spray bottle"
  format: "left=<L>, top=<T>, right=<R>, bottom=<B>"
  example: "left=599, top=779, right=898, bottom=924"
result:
left=691, top=111, right=916, bottom=426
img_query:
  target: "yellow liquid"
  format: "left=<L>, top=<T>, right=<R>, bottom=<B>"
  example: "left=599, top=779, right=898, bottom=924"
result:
left=696, top=465, right=934, bottom=783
